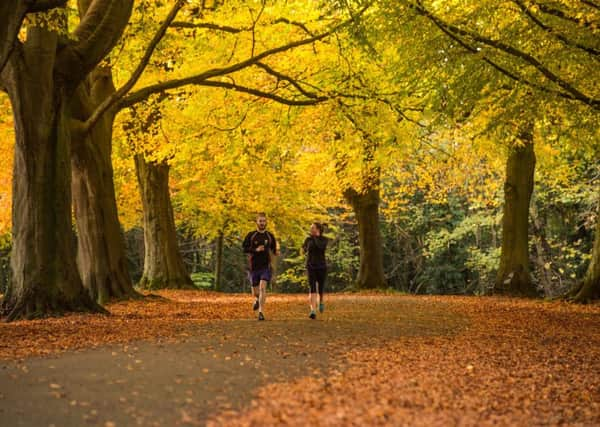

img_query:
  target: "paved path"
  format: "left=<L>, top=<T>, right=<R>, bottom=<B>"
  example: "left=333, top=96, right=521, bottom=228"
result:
left=0, top=297, right=466, bottom=426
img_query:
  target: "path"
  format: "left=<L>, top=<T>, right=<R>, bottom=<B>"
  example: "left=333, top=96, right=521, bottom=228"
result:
left=0, top=297, right=465, bottom=426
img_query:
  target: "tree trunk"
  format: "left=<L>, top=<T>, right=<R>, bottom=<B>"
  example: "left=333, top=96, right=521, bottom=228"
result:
left=214, top=230, right=224, bottom=291
left=134, top=155, right=193, bottom=290
left=345, top=185, right=387, bottom=289
left=71, top=68, right=138, bottom=303
left=0, top=27, right=103, bottom=320
left=494, top=132, right=538, bottom=297
left=570, top=210, right=600, bottom=302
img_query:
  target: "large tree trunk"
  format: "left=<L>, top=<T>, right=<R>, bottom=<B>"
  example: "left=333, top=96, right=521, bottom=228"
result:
left=71, top=68, right=138, bottom=304
left=570, top=210, right=600, bottom=302
left=134, top=155, right=193, bottom=290
left=494, top=131, right=538, bottom=297
left=0, top=27, right=103, bottom=320
left=345, top=185, right=387, bottom=289
left=0, top=0, right=133, bottom=321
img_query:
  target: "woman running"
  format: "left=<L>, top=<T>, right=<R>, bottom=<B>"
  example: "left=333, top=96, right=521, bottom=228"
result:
left=302, top=222, right=328, bottom=319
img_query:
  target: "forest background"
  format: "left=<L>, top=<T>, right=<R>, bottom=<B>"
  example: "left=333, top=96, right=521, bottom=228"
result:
left=0, top=0, right=598, bottom=320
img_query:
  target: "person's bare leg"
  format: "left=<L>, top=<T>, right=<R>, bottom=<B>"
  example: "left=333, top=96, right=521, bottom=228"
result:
left=259, top=280, right=267, bottom=313
left=251, top=285, right=260, bottom=311
left=309, top=291, right=318, bottom=312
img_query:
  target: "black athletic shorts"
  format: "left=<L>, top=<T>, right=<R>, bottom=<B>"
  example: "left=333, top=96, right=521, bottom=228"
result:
left=307, top=267, right=326, bottom=294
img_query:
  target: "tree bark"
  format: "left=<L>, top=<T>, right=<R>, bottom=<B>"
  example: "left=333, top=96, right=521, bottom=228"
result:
left=345, top=185, right=387, bottom=289
left=214, top=230, right=224, bottom=291
left=71, top=68, right=138, bottom=303
left=0, top=0, right=28, bottom=74
left=0, top=27, right=103, bottom=320
left=494, top=131, right=538, bottom=297
left=569, top=209, right=600, bottom=302
left=134, top=155, right=193, bottom=290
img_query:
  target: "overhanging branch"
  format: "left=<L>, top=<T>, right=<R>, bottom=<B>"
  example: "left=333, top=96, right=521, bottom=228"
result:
left=255, top=62, right=321, bottom=99
left=411, top=2, right=600, bottom=109
left=83, top=0, right=185, bottom=132
left=512, top=0, right=599, bottom=57
left=55, top=0, right=133, bottom=87
left=170, top=21, right=250, bottom=33
left=193, top=79, right=327, bottom=106
left=117, top=5, right=370, bottom=109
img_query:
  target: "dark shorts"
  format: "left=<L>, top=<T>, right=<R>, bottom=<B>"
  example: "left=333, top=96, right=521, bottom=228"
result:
left=307, top=267, right=326, bottom=294
left=249, top=268, right=272, bottom=287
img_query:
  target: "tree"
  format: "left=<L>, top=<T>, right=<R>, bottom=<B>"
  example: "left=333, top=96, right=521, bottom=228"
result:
left=68, top=1, right=187, bottom=299
left=366, top=0, right=598, bottom=297
left=337, top=116, right=387, bottom=290
left=98, top=2, right=368, bottom=289
left=494, top=124, right=538, bottom=296
left=0, top=0, right=133, bottom=320
left=395, top=0, right=600, bottom=299
left=70, top=66, right=139, bottom=303
left=134, top=154, right=194, bottom=290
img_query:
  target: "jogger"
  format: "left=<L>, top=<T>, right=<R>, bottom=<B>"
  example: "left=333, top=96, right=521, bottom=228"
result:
left=302, top=222, right=328, bottom=319
left=243, top=213, right=278, bottom=321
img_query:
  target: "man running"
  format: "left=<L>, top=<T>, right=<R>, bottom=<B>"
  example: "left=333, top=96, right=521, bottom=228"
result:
left=243, top=213, right=278, bottom=321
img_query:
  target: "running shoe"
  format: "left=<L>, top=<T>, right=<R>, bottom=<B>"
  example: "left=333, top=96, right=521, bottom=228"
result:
left=319, top=302, right=324, bottom=313
left=253, top=298, right=259, bottom=311
left=309, top=311, right=316, bottom=319
left=258, top=312, right=265, bottom=321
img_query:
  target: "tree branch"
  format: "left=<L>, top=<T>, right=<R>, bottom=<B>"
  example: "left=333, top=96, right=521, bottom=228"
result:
left=512, top=0, right=599, bottom=57
left=536, top=2, right=595, bottom=27
left=117, top=6, right=370, bottom=109
left=191, top=79, right=327, bottom=106
left=255, top=62, right=321, bottom=99
left=83, top=0, right=185, bottom=133
left=412, top=2, right=600, bottom=109
left=416, top=5, right=570, bottom=99
left=272, top=17, right=316, bottom=37
left=171, top=16, right=318, bottom=37
left=580, top=0, right=600, bottom=10
left=170, top=21, right=250, bottom=33
left=55, top=0, right=133, bottom=88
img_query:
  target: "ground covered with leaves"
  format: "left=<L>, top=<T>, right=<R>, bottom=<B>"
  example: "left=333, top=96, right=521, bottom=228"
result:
left=1, top=292, right=599, bottom=426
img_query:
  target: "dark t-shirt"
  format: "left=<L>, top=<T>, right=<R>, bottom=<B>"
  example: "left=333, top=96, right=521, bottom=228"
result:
left=243, top=230, right=277, bottom=271
left=302, top=235, right=327, bottom=269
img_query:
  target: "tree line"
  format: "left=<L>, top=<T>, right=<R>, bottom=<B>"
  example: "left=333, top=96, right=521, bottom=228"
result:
left=0, top=0, right=598, bottom=321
